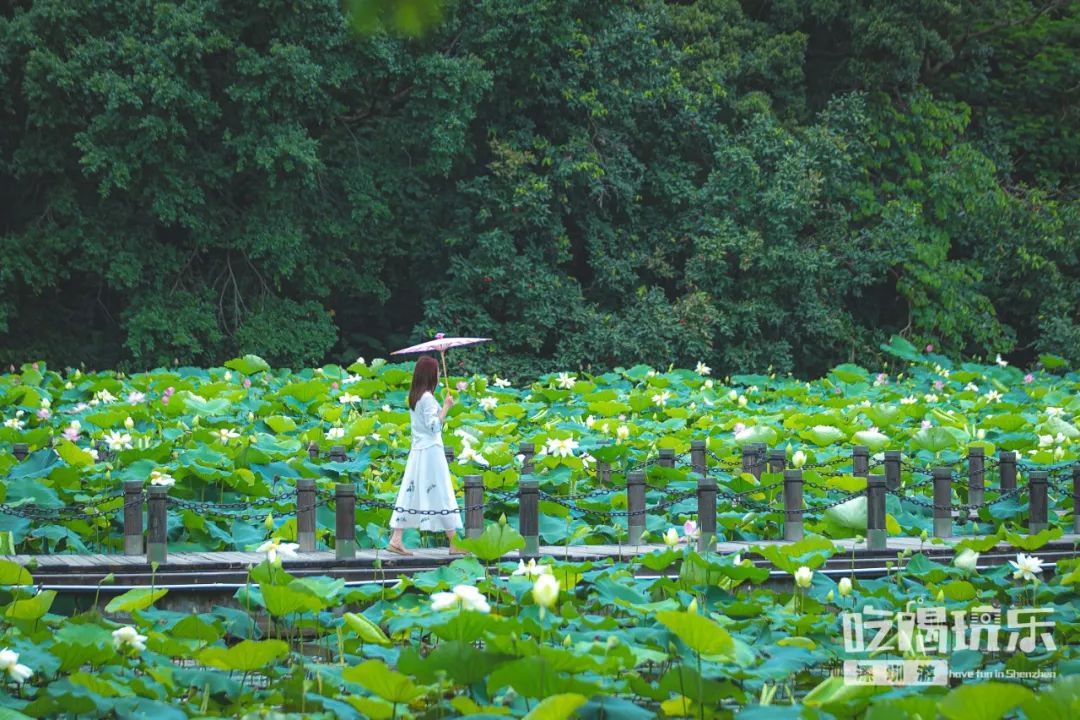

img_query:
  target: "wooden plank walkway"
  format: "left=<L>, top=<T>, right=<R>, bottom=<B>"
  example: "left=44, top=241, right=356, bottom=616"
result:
left=5, top=535, right=1078, bottom=591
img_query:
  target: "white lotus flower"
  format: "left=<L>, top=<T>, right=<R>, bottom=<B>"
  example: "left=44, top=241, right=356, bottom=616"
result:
left=338, top=393, right=361, bottom=404
left=257, top=538, right=300, bottom=564
left=737, top=395, right=748, bottom=407
left=431, top=584, right=491, bottom=613
left=1009, top=553, right=1044, bottom=582
left=663, top=527, right=680, bottom=547
left=1046, top=407, right=1063, bottom=416
left=728, top=389, right=738, bottom=401
left=327, top=427, right=345, bottom=441
left=149, top=470, right=175, bottom=487
left=900, top=396, right=917, bottom=405
left=703, top=379, right=713, bottom=389
left=995, top=354, right=1008, bottom=368
left=112, top=625, right=147, bottom=653
left=342, top=374, right=362, bottom=385
left=794, top=566, right=813, bottom=588
left=652, top=390, right=672, bottom=407
left=695, top=362, right=711, bottom=376
left=983, top=390, right=1001, bottom=403
left=584, top=414, right=595, bottom=428
left=2, top=418, right=23, bottom=430
left=616, top=425, right=630, bottom=441
left=512, top=559, right=552, bottom=578
left=838, top=577, right=852, bottom=597
left=457, top=445, right=489, bottom=466
left=791, top=450, right=807, bottom=468
left=1055, top=446, right=1065, bottom=460
left=555, top=373, right=576, bottom=389
left=94, top=389, right=116, bottom=404
left=0, top=648, right=32, bottom=684
left=734, top=426, right=755, bottom=442
left=215, top=428, right=241, bottom=444
left=964, top=383, right=979, bottom=393
left=954, top=549, right=979, bottom=572
left=454, top=428, right=480, bottom=446
left=923, top=393, right=938, bottom=403
left=127, top=391, right=145, bottom=404
left=355, top=357, right=365, bottom=365
left=104, top=431, right=133, bottom=451
left=1039, top=434, right=1054, bottom=447
left=531, top=575, right=560, bottom=609
left=493, top=376, right=511, bottom=388
left=479, top=396, right=498, bottom=412
left=544, top=437, right=578, bottom=458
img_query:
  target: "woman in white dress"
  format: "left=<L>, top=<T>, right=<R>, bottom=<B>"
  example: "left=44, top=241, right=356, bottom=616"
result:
left=386, top=355, right=465, bottom=555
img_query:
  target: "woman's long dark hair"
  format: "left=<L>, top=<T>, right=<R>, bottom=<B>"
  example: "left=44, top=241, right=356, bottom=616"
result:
left=408, top=356, right=439, bottom=410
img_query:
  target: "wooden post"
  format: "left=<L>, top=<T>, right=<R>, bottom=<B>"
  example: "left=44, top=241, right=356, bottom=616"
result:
left=933, top=467, right=952, bottom=538
left=659, top=448, right=675, bottom=469
left=464, top=474, right=483, bottom=539
left=329, top=445, right=347, bottom=462
left=697, top=474, right=717, bottom=553
left=307, top=442, right=319, bottom=461
left=335, top=484, right=356, bottom=559
left=519, top=478, right=539, bottom=558
left=752, top=443, right=766, bottom=481
left=146, top=486, right=168, bottom=564
left=967, top=446, right=985, bottom=509
left=12, top=443, right=28, bottom=462
left=1073, top=465, right=1080, bottom=535
left=1028, top=471, right=1048, bottom=534
left=999, top=451, right=1016, bottom=491
left=783, top=469, right=803, bottom=541
left=741, top=445, right=756, bottom=477
left=767, top=449, right=785, bottom=474
left=884, top=451, right=901, bottom=492
left=123, top=481, right=143, bottom=556
left=296, top=478, right=316, bottom=552
left=690, top=440, right=707, bottom=478
left=519, top=443, right=534, bottom=475
left=627, top=470, right=646, bottom=545
left=852, top=445, right=869, bottom=478
left=597, top=440, right=612, bottom=485
left=867, top=475, right=886, bottom=550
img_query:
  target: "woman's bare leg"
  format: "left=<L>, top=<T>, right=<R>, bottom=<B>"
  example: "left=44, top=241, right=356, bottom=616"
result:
left=387, top=528, right=412, bottom=555
left=446, top=530, right=466, bottom=554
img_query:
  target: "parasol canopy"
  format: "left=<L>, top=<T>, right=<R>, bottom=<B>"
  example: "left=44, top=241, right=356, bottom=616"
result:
left=390, top=335, right=491, bottom=388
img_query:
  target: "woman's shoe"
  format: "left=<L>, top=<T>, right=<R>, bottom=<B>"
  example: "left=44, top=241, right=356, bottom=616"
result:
left=447, top=544, right=468, bottom=555
left=386, top=542, right=414, bottom=556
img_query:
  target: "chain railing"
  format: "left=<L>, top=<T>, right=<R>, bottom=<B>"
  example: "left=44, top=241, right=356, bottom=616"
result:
left=3, top=439, right=1078, bottom=560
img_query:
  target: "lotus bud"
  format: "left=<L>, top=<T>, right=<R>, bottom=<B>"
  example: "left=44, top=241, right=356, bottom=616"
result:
left=920, top=529, right=928, bottom=541
left=499, top=513, right=507, bottom=526
left=792, top=450, right=807, bottom=468
left=838, top=577, right=852, bottom=596
left=936, top=589, right=945, bottom=602
left=264, top=512, right=274, bottom=532
left=687, top=598, right=698, bottom=613
left=562, top=635, right=572, bottom=647
left=247, top=412, right=254, bottom=422
left=826, top=590, right=835, bottom=602
left=224, top=371, right=232, bottom=381
left=124, top=416, right=134, bottom=430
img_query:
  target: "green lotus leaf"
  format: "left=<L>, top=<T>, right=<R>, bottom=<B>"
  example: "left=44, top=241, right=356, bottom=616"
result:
left=224, top=355, right=271, bottom=375
left=940, top=682, right=1035, bottom=720
left=197, top=639, right=289, bottom=672
left=104, top=588, right=168, bottom=614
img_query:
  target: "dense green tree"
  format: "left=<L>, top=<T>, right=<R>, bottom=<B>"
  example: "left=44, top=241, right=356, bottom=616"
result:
left=0, top=0, right=1077, bottom=377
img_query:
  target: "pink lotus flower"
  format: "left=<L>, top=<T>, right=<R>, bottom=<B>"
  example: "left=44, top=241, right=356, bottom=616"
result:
left=926, top=344, right=934, bottom=352
left=682, top=520, right=699, bottom=542
left=921, top=420, right=932, bottom=429
left=1023, top=373, right=1034, bottom=384
left=164, top=386, right=175, bottom=396
left=126, top=391, right=145, bottom=404
left=435, top=332, right=445, bottom=339
left=833, top=387, right=841, bottom=394
left=32, top=362, right=39, bottom=370
left=160, top=396, right=170, bottom=406
left=733, top=422, right=746, bottom=434
left=456, top=381, right=468, bottom=392
left=62, top=427, right=80, bottom=442
left=331, top=382, right=339, bottom=390
left=37, top=408, right=50, bottom=420
left=243, top=378, right=251, bottom=388
left=933, top=380, right=944, bottom=390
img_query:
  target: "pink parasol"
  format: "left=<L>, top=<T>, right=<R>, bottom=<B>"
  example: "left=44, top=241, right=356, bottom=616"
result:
left=390, top=335, right=491, bottom=389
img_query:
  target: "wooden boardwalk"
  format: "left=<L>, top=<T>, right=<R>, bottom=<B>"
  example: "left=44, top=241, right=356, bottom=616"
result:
left=7, top=535, right=1079, bottom=592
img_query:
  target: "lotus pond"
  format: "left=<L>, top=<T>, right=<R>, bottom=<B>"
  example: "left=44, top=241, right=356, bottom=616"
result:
left=1, top=337, right=1079, bottom=716
left=0, top=336, right=1079, bottom=554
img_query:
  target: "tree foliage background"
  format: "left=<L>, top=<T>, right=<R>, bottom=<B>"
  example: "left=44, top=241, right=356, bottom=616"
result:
left=1, top=0, right=1077, bottom=377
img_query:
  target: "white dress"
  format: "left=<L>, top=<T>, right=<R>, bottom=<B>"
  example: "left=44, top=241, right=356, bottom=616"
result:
left=389, top=391, right=463, bottom=531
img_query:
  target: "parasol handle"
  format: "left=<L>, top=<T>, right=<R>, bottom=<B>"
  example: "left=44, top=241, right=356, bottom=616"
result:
left=439, top=350, right=450, bottom=397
